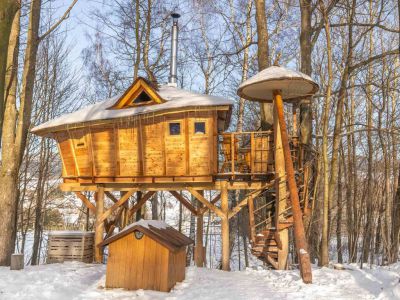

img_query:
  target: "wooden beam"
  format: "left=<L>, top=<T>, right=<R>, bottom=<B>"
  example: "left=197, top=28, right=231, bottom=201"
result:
left=195, top=191, right=205, bottom=267
left=228, top=188, right=266, bottom=219
left=105, top=191, right=118, bottom=203
left=74, top=192, right=95, bottom=213
left=247, top=194, right=256, bottom=242
left=95, top=187, right=104, bottom=263
left=274, top=90, right=312, bottom=283
left=186, top=188, right=224, bottom=219
left=220, top=181, right=230, bottom=271
left=274, top=103, right=289, bottom=270
left=127, top=191, right=156, bottom=219
left=97, top=188, right=137, bottom=224
left=60, top=181, right=273, bottom=192
left=169, top=191, right=198, bottom=216
left=199, top=193, right=221, bottom=214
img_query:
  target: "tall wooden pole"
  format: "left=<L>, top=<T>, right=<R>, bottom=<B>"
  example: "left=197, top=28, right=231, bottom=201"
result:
left=195, top=191, right=205, bottom=267
left=273, top=104, right=289, bottom=270
left=273, top=90, right=312, bottom=283
left=221, top=181, right=230, bottom=271
left=95, top=186, right=105, bottom=263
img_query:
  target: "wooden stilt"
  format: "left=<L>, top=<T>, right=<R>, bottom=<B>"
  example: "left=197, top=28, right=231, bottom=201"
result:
left=221, top=181, right=230, bottom=271
left=273, top=102, right=289, bottom=270
left=247, top=195, right=255, bottom=242
left=195, top=191, right=205, bottom=267
left=273, top=90, right=312, bottom=283
left=95, top=186, right=105, bottom=263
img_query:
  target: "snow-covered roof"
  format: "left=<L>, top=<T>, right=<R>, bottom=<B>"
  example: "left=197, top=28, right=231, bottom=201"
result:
left=100, top=219, right=193, bottom=251
left=121, top=219, right=168, bottom=232
left=237, top=66, right=319, bottom=102
left=31, top=84, right=233, bottom=135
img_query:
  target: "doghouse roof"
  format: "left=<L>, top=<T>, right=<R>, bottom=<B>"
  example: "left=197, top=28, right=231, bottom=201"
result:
left=31, top=77, right=233, bottom=136
left=100, top=220, right=193, bottom=252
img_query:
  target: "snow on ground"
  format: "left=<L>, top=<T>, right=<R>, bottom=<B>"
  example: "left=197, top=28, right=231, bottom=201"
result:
left=0, top=262, right=400, bottom=300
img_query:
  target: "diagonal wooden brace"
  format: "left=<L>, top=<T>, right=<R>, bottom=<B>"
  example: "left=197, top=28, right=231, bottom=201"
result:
left=75, top=192, right=96, bottom=213
left=96, top=188, right=137, bottom=225
left=187, top=188, right=225, bottom=219
left=199, top=193, right=221, bottom=215
left=127, top=191, right=156, bottom=219
left=169, top=191, right=198, bottom=216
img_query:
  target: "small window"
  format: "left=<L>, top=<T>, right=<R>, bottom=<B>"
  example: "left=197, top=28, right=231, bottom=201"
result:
left=194, top=122, right=206, bottom=134
left=169, top=122, right=181, bottom=135
left=133, top=91, right=151, bottom=104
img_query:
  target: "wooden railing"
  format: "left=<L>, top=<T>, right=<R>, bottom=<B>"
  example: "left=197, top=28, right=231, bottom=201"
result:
left=217, top=131, right=300, bottom=178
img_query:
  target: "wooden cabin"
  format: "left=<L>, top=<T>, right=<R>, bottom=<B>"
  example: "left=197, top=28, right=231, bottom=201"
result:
left=32, top=77, right=236, bottom=183
left=99, top=220, right=193, bottom=292
left=31, top=77, right=277, bottom=184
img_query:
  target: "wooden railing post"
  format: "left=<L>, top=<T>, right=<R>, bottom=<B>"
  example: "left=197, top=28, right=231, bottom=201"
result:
left=230, top=133, right=235, bottom=176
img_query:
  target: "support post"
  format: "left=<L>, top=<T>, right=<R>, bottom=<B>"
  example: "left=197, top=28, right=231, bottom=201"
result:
left=95, top=186, right=105, bottom=263
left=221, top=181, right=230, bottom=271
left=136, top=191, right=143, bottom=221
left=195, top=192, right=205, bottom=267
left=247, top=194, right=255, bottom=242
left=273, top=90, right=312, bottom=283
left=273, top=101, right=289, bottom=270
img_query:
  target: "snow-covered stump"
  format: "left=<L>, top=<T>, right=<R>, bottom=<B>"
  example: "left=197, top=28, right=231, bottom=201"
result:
left=10, top=254, right=24, bottom=270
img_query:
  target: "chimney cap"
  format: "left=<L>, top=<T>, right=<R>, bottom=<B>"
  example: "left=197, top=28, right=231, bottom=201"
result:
left=171, top=12, right=181, bottom=20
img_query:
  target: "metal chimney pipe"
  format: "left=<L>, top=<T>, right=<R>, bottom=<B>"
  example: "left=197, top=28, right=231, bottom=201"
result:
left=168, top=13, right=180, bottom=86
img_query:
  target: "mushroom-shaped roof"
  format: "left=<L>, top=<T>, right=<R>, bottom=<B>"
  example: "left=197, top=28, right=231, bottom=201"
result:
left=237, top=66, right=319, bottom=102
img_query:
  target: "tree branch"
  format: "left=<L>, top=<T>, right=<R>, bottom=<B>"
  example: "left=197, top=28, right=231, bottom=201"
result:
left=349, top=49, right=400, bottom=73
left=330, top=22, right=400, bottom=34
left=39, top=0, right=79, bottom=41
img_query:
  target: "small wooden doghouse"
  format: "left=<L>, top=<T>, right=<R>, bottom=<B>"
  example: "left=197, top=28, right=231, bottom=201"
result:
left=47, top=231, right=94, bottom=263
left=100, top=220, right=193, bottom=292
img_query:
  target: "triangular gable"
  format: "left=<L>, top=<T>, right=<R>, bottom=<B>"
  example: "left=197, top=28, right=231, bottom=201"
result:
left=108, top=77, right=165, bottom=109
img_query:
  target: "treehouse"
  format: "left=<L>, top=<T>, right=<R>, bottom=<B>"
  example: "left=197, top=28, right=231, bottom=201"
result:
left=32, top=77, right=234, bottom=183
left=31, top=12, right=319, bottom=286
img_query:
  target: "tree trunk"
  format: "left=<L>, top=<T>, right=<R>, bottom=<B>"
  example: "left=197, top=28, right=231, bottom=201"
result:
left=0, top=0, right=19, bottom=139
left=255, top=0, right=273, bottom=130
left=151, top=193, right=158, bottom=220
left=299, top=0, right=312, bottom=154
left=319, top=0, right=333, bottom=266
left=0, top=5, right=20, bottom=266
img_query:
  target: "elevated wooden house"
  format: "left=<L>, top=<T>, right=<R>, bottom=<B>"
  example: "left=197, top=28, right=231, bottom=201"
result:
left=32, top=77, right=233, bottom=183
left=99, top=220, right=192, bottom=292
left=32, top=13, right=318, bottom=284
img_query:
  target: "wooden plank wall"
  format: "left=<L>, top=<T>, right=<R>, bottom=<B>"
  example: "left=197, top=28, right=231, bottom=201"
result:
left=47, top=233, right=94, bottom=264
left=56, top=111, right=217, bottom=182
left=105, top=234, right=175, bottom=291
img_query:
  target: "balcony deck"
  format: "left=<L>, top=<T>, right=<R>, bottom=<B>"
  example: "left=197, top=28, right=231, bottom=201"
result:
left=216, top=131, right=299, bottom=181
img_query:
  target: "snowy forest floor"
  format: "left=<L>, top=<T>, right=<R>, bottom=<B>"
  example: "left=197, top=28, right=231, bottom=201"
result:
left=0, top=262, right=400, bottom=299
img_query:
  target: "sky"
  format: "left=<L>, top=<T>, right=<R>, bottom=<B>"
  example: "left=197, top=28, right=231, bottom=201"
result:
left=50, top=0, right=102, bottom=70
